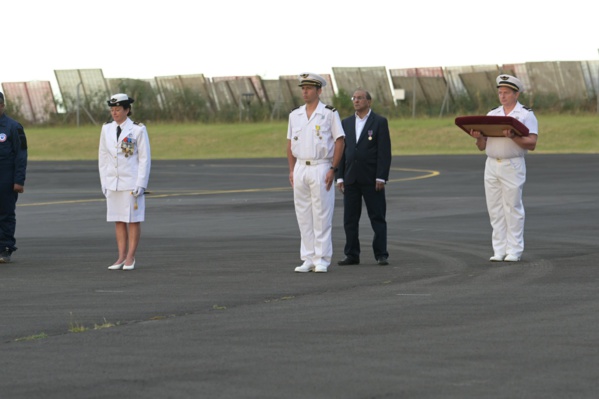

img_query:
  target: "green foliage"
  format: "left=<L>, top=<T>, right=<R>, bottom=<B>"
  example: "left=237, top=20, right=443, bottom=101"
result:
left=94, top=318, right=117, bottom=330
left=68, top=312, right=88, bottom=333
left=14, top=332, right=48, bottom=342
left=16, top=76, right=599, bottom=128
left=528, top=92, right=595, bottom=114
left=218, top=103, right=242, bottom=123
left=114, top=79, right=164, bottom=122
left=332, top=89, right=354, bottom=116
left=4, top=97, right=28, bottom=123
left=405, top=91, right=598, bottom=117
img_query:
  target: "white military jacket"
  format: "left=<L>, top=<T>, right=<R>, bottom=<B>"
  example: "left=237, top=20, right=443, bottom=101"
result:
left=99, top=117, right=151, bottom=191
left=287, top=101, right=345, bottom=161
left=485, top=102, right=538, bottom=159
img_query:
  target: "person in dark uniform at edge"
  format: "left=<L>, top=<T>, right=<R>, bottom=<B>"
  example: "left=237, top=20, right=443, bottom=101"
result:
left=336, top=89, right=392, bottom=266
left=0, top=92, right=28, bottom=263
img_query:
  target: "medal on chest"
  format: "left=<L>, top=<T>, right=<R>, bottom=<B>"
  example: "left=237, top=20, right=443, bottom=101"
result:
left=315, top=125, right=322, bottom=140
left=121, top=134, right=136, bottom=157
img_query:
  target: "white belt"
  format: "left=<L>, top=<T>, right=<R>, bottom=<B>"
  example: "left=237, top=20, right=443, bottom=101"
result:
left=489, top=156, right=520, bottom=162
left=298, top=159, right=331, bottom=166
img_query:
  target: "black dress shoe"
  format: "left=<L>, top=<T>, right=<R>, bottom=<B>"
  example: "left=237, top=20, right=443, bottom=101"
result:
left=337, top=257, right=360, bottom=266
left=377, top=257, right=389, bottom=266
left=0, top=248, right=12, bottom=263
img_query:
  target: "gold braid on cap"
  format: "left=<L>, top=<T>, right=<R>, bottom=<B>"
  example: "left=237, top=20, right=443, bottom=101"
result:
left=301, top=80, right=321, bottom=87
left=499, top=81, right=519, bottom=91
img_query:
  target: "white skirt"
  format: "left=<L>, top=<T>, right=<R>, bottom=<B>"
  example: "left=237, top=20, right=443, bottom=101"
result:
left=106, top=190, right=145, bottom=223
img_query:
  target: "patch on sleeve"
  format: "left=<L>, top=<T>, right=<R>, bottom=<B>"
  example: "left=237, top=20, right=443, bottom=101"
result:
left=17, top=124, right=27, bottom=150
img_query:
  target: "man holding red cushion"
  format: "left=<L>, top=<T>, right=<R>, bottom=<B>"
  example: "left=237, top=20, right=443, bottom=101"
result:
left=469, top=74, right=538, bottom=262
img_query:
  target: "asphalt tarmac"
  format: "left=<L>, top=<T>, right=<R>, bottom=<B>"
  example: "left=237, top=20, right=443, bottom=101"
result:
left=0, top=154, right=597, bottom=399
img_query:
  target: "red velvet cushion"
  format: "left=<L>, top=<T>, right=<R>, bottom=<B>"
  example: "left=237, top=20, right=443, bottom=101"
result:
left=455, top=115, right=529, bottom=137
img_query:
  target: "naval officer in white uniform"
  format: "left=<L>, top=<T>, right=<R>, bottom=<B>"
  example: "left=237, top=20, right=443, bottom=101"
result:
left=469, top=75, right=538, bottom=262
left=287, top=73, right=345, bottom=273
left=99, top=93, right=151, bottom=271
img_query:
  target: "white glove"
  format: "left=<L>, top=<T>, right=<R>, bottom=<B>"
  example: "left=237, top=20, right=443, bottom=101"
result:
left=132, top=187, right=145, bottom=197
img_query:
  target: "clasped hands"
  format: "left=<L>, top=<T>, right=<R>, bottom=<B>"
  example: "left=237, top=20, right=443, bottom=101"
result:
left=470, top=129, right=516, bottom=139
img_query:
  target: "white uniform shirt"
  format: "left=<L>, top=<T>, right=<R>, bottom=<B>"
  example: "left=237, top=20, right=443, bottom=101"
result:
left=485, top=102, right=538, bottom=159
left=287, top=101, right=345, bottom=161
left=355, top=109, right=371, bottom=142
left=99, top=117, right=151, bottom=191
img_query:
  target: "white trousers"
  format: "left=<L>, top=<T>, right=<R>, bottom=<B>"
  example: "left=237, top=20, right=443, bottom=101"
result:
left=293, top=162, right=335, bottom=267
left=484, top=157, right=526, bottom=258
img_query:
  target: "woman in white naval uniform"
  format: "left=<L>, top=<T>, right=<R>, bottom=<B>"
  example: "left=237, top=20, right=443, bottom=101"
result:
left=99, top=93, right=151, bottom=271
left=469, top=75, right=538, bottom=262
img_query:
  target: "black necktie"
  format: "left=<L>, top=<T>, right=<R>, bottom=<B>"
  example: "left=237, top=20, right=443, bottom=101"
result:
left=116, top=125, right=122, bottom=140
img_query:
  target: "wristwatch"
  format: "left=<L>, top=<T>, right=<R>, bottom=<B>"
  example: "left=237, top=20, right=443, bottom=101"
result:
left=330, top=166, right=338, bottom=172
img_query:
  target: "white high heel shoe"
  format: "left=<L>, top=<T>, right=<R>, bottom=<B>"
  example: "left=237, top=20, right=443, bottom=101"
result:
left=123, top=259, right=135, bottom=271
left=108, top=261, right=125, bottom=270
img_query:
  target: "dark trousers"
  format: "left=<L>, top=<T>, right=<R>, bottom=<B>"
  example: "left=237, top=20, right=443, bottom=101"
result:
left=343, top=182, right=388, bottom=260
left=0, top=182, right=18, bottom=252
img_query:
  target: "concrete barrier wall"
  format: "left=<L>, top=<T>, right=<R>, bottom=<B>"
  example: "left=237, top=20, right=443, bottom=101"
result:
left=4, top=60, right=599, bottom=124
left=1, top=81, right=56, bottom=123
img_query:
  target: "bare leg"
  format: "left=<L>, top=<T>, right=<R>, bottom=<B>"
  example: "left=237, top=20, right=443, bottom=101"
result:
left=125, top=222, right=141, bottom=266
left=114, top=222, right=128, bottom=264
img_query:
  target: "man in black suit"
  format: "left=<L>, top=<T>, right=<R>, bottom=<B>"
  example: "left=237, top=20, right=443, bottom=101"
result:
left=336, top=89, right=392, bottom=266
